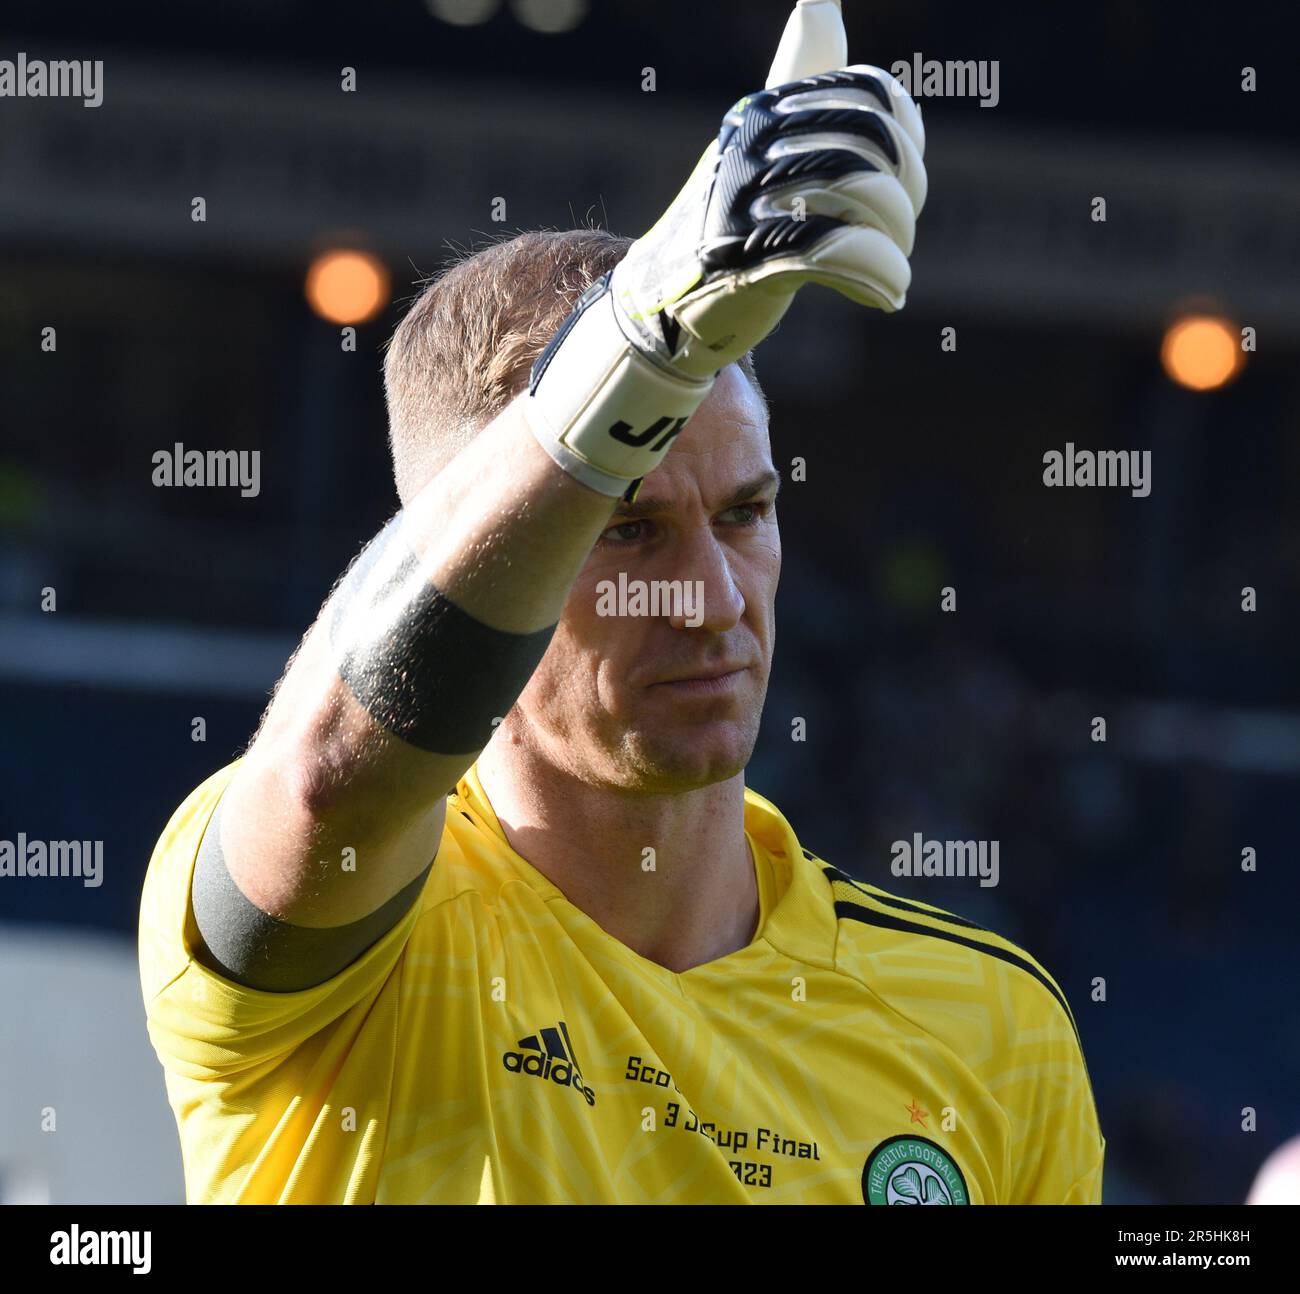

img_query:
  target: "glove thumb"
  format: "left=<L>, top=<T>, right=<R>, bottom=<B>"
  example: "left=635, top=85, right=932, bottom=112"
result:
left=765, top=0, right=848, bottom=87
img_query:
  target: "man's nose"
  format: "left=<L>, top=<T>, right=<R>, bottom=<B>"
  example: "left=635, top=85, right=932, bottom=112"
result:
left=665, top=528, right=745, bottom=632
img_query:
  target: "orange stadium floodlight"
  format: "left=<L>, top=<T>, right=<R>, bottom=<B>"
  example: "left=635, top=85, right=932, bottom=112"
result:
left=1161, top=312, right=1246, bottom=391
left=304, top=248, right=391, bottom=325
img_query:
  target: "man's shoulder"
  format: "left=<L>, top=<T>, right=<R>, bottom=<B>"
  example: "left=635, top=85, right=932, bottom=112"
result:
left=811, top=855, right=1104, bottom=1193
left=810, top=855, right=1082, bottom=1046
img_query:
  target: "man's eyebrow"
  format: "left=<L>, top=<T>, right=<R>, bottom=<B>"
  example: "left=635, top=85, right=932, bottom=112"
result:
left=612, top=469, right=783, bottom=519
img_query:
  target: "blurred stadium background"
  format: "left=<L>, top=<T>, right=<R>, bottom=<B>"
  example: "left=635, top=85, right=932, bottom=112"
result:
left=1, top=0, right=1296, bottom=1204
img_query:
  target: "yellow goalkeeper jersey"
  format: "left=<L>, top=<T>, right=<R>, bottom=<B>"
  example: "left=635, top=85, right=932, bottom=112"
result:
left=139, top=760, right=1104, bottom=1204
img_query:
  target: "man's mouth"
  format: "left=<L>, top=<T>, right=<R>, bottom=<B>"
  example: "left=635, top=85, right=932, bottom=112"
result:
left=648, top=665, right=751, bottom=696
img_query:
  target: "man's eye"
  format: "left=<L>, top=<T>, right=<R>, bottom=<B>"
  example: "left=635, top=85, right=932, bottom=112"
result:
left=600, top=519, right=649, bottom=545
left=720, top=502, right=767, bottom=526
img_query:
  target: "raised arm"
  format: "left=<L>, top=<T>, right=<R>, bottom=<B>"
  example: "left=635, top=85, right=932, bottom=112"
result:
left=193, top=398, right=618, bottom=989
left=191, top=0, right=925, bottom=991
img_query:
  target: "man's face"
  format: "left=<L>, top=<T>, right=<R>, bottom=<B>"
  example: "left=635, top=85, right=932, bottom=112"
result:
left=512, top=364, right=780, bottom=795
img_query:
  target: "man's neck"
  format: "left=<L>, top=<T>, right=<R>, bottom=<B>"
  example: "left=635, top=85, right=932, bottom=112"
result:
left=474, top=738, right=759, bottom=974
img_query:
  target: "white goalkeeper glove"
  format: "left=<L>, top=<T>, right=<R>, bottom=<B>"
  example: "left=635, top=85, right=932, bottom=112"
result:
left=526, top=1, right=927, bottom=498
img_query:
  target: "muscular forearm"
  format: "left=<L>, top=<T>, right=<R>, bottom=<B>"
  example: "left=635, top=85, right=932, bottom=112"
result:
left=392, top=395, right=619, bottom=636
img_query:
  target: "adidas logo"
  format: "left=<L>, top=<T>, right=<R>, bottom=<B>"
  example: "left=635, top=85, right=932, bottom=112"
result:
left=502, top=1021, right=596, bottom=1107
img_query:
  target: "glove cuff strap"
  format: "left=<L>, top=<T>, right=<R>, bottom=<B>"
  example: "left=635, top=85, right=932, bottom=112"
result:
left=525, top=274, right=714, bottom=498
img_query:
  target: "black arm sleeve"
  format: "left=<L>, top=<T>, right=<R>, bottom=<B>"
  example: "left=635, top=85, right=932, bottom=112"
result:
left=189, top=797, right=432, bottom=993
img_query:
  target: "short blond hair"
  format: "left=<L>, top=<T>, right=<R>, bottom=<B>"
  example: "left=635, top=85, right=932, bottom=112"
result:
left=382, top=229, right=766, bottom=504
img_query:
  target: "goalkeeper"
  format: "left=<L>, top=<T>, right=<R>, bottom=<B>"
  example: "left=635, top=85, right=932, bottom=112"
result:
left=139, top=1, right=1103, bottom=1204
